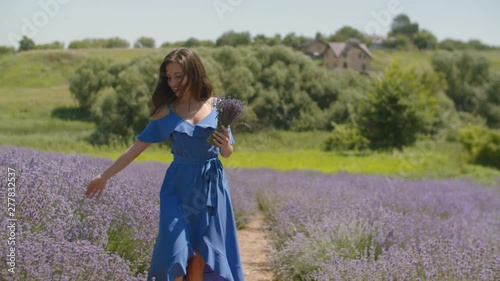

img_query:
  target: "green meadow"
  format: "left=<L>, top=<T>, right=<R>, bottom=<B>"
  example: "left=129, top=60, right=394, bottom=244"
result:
left=1, top=48, right=499, bottom=184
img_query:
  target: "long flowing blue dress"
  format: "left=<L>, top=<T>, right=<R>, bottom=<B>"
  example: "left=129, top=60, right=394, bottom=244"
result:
left=137, top=98, right=244, bottom=281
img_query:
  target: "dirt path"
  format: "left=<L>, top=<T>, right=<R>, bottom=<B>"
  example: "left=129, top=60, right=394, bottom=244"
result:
left=237, top=212, right=274, bottom=281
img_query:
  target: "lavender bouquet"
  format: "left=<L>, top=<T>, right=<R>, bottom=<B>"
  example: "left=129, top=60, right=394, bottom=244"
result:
left=207, top=96, right=245, bottom=145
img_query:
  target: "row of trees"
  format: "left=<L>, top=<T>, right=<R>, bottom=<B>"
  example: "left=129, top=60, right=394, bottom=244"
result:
left=320, top=50, right=499, bottom=168
left=69, top=45, right=370, bottom=145
left=381, top=14, right=498, bottom=51
left=5, top=36, right=156, bottom=52
left=68, top=45, right=498, bottom=155
left=6, top=14, right=497, bottom=53
left=13, top=36, right=64, bottom=51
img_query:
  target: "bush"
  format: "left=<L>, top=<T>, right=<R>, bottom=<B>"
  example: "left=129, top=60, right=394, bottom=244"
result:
left=68, top=45, right=372, bottom=144
left=0, top=45, right=15, bottom=55
left=431, top=52, right=490, bottom=113
left=133, top=36, right=155, bottom=48
left=19, top=36, right=35, bottom=51
left=69, top=57, right=114, bottom=110
left=382, top=34, right=409, bottom=50
left=323, top=124, right=369, bottom=151
left=35, top=41, right=64, bottom=50
left=458, top=125, right=500, bottom=169
left=89, top=54, right=161, bottom=145
left=68, top=38, right=130, bottom=49
left=357, top=61, right=440, bottom=150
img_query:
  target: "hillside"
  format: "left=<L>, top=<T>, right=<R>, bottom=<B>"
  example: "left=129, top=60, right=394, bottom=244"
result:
left=1, top=47, right=499, bottom=183
left=1, top=48, right=499, bottom=87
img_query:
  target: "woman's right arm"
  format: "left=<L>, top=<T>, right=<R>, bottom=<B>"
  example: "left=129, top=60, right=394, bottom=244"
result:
left=100, top=140, right=151, bottom=180
left=85, top=140, right=151, bottom=199
left=86, top=105, right=170, bottom=199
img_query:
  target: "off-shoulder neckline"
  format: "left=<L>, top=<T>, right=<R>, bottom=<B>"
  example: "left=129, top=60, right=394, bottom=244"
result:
left=170, top=107, right=215, bottom=127
left=167, top=97, right=216, bottom=126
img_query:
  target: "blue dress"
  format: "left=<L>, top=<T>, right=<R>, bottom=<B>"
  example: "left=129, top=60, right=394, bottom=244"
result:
left=137, top=98, right=244, bottom=281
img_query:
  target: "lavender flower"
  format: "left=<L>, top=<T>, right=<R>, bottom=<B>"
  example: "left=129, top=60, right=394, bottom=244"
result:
left=1, top=145, right=498, bottom=280
left=207, top=96, right=245, bottom=145
left=0, top=145, right=257, bottom=280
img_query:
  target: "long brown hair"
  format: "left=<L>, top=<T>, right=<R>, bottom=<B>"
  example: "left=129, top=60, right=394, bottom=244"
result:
left=149, top=47, right=214, bottom=116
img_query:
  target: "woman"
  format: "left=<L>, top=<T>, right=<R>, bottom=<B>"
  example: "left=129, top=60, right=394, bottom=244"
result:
left=85, top=47, right=244, bottom=281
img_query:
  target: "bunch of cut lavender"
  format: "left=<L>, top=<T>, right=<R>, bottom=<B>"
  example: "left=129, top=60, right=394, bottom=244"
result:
left=207, top=96, right=245, bottom=145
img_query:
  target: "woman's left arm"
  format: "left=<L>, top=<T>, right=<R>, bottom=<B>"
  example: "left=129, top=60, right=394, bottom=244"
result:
left=213, top=126, right=234, bottom=158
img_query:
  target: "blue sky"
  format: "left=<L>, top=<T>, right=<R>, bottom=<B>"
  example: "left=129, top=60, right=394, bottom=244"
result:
left=1, top=0, right=499, bottom=48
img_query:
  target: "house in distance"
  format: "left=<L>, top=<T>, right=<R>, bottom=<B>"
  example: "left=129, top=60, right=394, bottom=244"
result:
left=298, top=38, right=373, bottom=74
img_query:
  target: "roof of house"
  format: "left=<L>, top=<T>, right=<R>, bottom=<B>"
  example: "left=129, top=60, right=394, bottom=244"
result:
left=327, top=41, right=373, bottom=58
left=298, top=39, right=327, bottom=48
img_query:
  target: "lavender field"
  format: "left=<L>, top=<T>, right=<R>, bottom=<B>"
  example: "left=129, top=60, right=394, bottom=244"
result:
left=1, top=146, right=499, bottom=281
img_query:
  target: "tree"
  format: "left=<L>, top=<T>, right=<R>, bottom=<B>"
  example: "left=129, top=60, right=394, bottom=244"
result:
left=478, top=72, right=500, bottom=128
left=253, top=34, right=268, bottom=45
left=134, top=36, right=155, bottom=48
left=19, top=36, right=35, bottom=51
left=0, top=45, right=15, bottom=55
left=329, top=26, right=368, bottom=44
left=183, top=37, right=201, bottom=47
left=315, top=32, right=326, bottom=42
left=88, top=54, right=162, bottom=145
left=69, top=38, right=130, bottom=49
left=216, top=31, right=251, bottom=46
left=382, top=34, right=409, bottom=50
left=357, top=61, right=438, bottom=150
left=439, top=39, right=467, bottom=51
left=431, top=52, right=490, bottom=114
left=389, top=14, right=419, bottom=39
left=253, top=34, right=281, bottom=46
left=283, top=33, right=312, bottom=48
left=69, top=57, right=114, bottom=110
left=282, top=32, right=299, bottom=48
left=221, top=65, right=255, bottom=102
left=105, top=37, right=130, bottom=48
left=251, top=50, right=324, bottom=130
left=413, top=29, right=438, bottom=50
left=467, top=39, right=493, bottom=50
left=160, top=41, right=184, bottom=48
left=35, top=41, right=64, bottom=50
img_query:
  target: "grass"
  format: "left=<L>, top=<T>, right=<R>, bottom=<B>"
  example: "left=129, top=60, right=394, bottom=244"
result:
left=371, top=49, right=500, bottom=73
left=1, top=48, right=499, bottom=185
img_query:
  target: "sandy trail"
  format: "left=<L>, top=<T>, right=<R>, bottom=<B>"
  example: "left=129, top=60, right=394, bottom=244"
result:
left=237, top=212, right=274, bottom=281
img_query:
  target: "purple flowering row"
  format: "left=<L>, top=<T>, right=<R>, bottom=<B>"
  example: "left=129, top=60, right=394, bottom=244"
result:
left=1, top=146, right=498, bottom=280
left=250, top=169, right=500, bottom=280
left=0, top=146, right=257, bottom=280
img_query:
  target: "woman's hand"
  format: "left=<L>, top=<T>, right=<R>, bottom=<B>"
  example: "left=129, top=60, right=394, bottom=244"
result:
left=214, top=126, right=233, bottom=158
left=85, top=175, right=107, bottom=200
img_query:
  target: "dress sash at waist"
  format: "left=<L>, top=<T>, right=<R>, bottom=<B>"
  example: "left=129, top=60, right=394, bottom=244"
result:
left=172, top=154, right=222, bottom=209
left=172, top=155, right=219, bottom=165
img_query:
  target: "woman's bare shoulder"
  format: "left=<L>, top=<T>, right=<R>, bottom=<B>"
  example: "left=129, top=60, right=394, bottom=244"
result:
left=151, top=105, right=170, bottom=121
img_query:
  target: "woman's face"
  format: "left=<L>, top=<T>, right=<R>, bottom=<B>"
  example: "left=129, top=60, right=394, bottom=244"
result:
left=166, top=62, right=187, bottom=96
